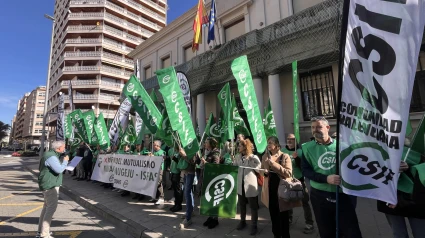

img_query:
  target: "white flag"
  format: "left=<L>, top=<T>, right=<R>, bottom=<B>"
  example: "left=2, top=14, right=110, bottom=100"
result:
left=339, top=0, right=425, bottom=204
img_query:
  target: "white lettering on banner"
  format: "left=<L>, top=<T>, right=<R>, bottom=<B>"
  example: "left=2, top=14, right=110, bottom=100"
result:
left=339, top=0, right=425, bottom=205
left=239, top=70, right=247, bottom=83
left=205, top=174, right=235, bottom=207
left=91, top=154, right=162, bottom=197
left=163, top=75, right=170, bottom=84
left=127, top=83, right=135, bottom=93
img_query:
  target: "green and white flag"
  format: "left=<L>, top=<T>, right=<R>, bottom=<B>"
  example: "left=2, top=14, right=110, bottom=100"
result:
left=82, top=110, right=96, bottom=144
left=231, top=55, right=266, bottom=153
left=195, top=118, right=201, bottom=141
left=91, top=117, right=99, bottom=146
left=64, top=114, right=73, bottom=139
left=150, top=91, right=173, bottom=146
left=157, top=66, right=199, bottom=158
left=200, top=164, right=238, bottom=218
left=68, top=109, right=83, bottom=123
left=94, top=113, right=110, bottom=149
left=120, top=117, right=137, bottom=146
left=70, top=136, right=82, bottom=153
left=292, top=61, right=300, bottom=143
left=123, top=75, right=162, bottom=134
left=205, top=113, right=215, bottom=137
left=218, top=82, right=234, bottom=140
left=232, top=95, right=250, bottom=136
left=263, top=99, right=277, bottom=138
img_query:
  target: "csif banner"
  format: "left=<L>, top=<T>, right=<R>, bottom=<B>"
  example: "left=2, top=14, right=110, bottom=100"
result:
left=108, top=98, right=132, bottom=146
left=200, top=163, right=238, bottom=218
left=91, top=154, right=162, bottom=198
left=339, top=0, right=425, bottom=204
left=231, top=55, right=266, bottom=153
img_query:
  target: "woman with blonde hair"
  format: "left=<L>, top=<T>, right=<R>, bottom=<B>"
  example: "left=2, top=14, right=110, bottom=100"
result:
left=233, top=138, right=261, bottom=235
left=261, top=136, right=293, bottom=238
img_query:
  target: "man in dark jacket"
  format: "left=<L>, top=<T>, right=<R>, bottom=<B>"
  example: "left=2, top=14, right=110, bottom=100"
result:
left=37, top=140, right=69, bottom=238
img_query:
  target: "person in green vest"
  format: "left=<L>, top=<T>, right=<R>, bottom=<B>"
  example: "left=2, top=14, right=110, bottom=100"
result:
left=37, top=140, right=69, bottom=238
left=131, top=143, right=147, bottom=201
left=149, top=140, right=166, bottom=205
left=169, top=143, right=183, bottom=212
left=301, top=117, right=361, bottom=238
left=281, top=133, right=314, bottom=234
left=221, top=141, right=235, bottom=165
left=116, top=144, right=133, bottom=197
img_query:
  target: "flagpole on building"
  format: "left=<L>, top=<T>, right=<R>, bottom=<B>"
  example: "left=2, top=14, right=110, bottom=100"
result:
left=335, top=0, right=351, bottom=237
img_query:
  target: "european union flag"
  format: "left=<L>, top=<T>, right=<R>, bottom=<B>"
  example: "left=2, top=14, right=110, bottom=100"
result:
left=207, top=0, right=216, bottom=44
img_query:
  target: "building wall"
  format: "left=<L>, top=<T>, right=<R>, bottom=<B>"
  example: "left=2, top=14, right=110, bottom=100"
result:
left=22, top=87, right=46, bottom=144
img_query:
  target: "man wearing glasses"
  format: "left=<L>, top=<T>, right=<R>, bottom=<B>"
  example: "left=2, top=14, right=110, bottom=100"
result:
left=301, top=117, right=362, bottom=238
left=281, top=134, right=314, bottom=234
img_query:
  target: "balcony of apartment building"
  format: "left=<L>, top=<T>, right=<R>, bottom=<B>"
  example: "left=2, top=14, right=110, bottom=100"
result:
left=69, top=0, right=166, bottom=26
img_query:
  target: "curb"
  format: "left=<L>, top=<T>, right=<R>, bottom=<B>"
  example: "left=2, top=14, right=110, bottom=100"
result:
left=24, top=165, right=157, bottom=238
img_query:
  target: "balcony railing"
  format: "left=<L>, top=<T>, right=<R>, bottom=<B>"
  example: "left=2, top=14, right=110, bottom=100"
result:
left=104, top=25, right=144, bottom=44
left=118, top=0, right=166, bottom=22
left=103, top=38, right=134, bottom=53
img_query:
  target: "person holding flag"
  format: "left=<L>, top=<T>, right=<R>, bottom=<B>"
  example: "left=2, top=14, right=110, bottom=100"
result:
left=301, top=117, right=361, bottom=238
left=149, top=140, right=166, bottom=205
left=281, top=133, right=314, bottom=234
left=233, top=138, right=261, bottom=235
left=200, top=137, right=221, bottom=229
left=168, top=143, right=183, bottom=212
left=260, top=136, right=293, bottom=238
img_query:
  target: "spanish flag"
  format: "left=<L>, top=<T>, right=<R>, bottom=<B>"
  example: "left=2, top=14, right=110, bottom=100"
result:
left=192, top=0, right=208, bottom=52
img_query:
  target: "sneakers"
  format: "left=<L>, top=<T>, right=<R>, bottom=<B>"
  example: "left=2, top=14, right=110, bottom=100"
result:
left=203, top=217, right=213, bottom=226
left=180, top=219, right=192, bottom=229
left=155, top=198, right=164, bottom=205
left=35, top=232, right=53, bottom=238
left=250, top=226, right=258, bottom=236
left=303, top=224, right=315, bottom=234
left=236, top=221, right=246, bottom=230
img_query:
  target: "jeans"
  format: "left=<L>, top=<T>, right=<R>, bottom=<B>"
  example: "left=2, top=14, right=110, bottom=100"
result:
left=38, top=187, right=59, bottom=237
left=184, top=173, right=195, bottom=221
left=386, top=214, right=425, bottom=238
left=171, top=173, right=183, bottom=207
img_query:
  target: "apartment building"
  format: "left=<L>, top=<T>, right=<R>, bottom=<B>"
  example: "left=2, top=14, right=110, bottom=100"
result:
left=10, top=87, right=47, bottom=145
left=12, top=93, right=30, bottom=141
left=46, top=0, right=167, bottom=140
left=129, top=0, right=425, bottom=143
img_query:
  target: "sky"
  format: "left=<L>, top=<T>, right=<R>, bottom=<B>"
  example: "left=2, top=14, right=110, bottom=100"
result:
left=0, top=0, right=197, bottom=126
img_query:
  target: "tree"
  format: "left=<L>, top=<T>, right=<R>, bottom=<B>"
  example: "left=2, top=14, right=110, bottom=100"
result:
left=0, top=121, right=10, bottom=142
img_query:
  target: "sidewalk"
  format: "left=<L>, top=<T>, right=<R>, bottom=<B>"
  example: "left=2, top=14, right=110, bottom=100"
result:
left=24, top=160, right=392, bottom=238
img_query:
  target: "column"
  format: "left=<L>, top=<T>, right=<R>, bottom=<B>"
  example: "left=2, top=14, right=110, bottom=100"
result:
left=268, top=74, right=285, bottom=143
left=253, top=77, right=264, bottom=117
left=196, top=93, right=206, bottom=135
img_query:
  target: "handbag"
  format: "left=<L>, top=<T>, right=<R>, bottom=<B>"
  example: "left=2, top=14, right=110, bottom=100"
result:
left=277, top=155, right=304, bottom=202
left=254, top=171, right=264, bottom=186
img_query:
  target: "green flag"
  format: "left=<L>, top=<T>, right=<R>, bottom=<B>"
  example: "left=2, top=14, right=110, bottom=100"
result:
left=120, top=117, right=136, bottom=146
left=200, top=164, right=238, bottom=218
left=64, top=114, right=72, bottom=139
left=151, top=91, right=173, bottom=146
left=406, top=118, right=413, bottom=137
left=292, top=61, right=300, bottom=143
left=263, top=99, right=277, bottom=138
left=231, top=55, right=266, bottom=153
left=94, top=113, right=110, bottom=150
left=232, top=95, right=250, bottom=136
left=74, top=117, right=89, bottom=144
left=157, top=66, right=199, bottom=158
left=91, top=117, right=99, bottom=146
left=70, top=136, right=82, bottom=153
left=410, top=113, right=425, bottom=155
left=122, top=75, right=162, bottom=134
left=205, top=113, right=215, bottom=137
left=68, top=109, right=83, bottom=123
left=195, top=118, right=201, bottom=141
left=218, top=83, right=234, bottom=141
left=82, top=110, right=95, bottom=144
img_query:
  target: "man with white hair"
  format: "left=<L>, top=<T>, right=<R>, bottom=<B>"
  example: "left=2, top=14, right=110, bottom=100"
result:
left=150, top=140, right=166, bottom=205
left=37, top=140, right=69, bottom=238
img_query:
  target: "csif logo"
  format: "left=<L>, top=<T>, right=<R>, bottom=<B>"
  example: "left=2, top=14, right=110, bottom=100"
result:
left=163, top=75, right=171, bottom=84
left=205, top=174, right=235, bottom=206
left=318, top=151, right=336, bottom=170
left=127, top=83, right=135, bottom=93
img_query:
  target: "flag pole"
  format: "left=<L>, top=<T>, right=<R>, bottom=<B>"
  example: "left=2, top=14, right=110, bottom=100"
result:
left=335, top=0, right=351, bottom=237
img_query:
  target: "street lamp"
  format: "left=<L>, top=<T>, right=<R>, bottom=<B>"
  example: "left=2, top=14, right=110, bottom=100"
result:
left=40, top=14, right=55, bottom=159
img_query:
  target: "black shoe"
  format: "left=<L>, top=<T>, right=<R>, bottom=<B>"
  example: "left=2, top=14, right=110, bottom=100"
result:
left=132, top=194, right=140, bottom=200
left=203, top=217, right=213, bottom=226
left=208, top=219, right=219, bottom=229
left=170, top=205, right=182, bottom=212
left=250, top=225, right=257, bottom=236
left=236, top=221, right=246, bottom=230
left=121, top=191, right=130, bottom=197
left=138, top=195, right=146, bottom=201
left=169, top=205, right=176, bottom=211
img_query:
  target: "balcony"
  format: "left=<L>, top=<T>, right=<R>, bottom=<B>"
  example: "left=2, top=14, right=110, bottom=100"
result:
left=103, top=38, right=134, bottom=54
left=104, top=25, right=144, bottom=45
left=118, top=0, right=166, bottom=22
left=105, top=2, right=162, bottom=31
left=104, top=12, right=155, bottom=38
left=51, top=64, right=132, bottom=84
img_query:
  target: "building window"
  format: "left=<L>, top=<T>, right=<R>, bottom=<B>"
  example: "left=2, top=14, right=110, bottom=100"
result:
left=184, top=45, right=194, bottom=62
left=35, top=122, right=43, bottom=126
left=36, top=114, right=43, bottom=118
left=161, top=55, right=171, bottom=68
left=300, top=67, right=336, bottom=121
left=38, top=101, right=44, bottom=104
left=224, top=18, right=245, bottom=42
left=292, top=0, right=325, bottom=14
left=144, top=66, right=152, bottom=80
left=38, top=92, right=46, bottom=97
